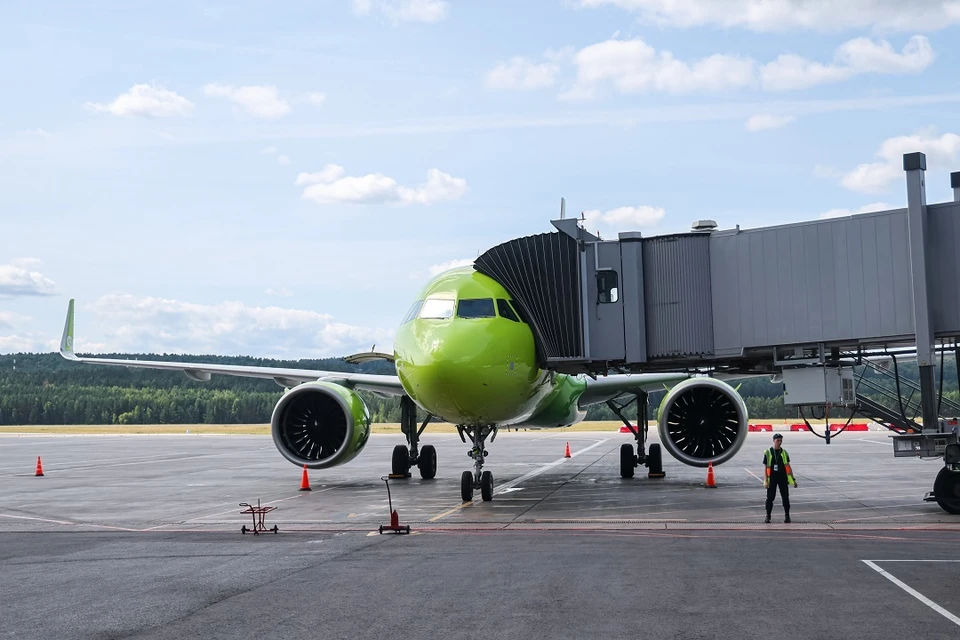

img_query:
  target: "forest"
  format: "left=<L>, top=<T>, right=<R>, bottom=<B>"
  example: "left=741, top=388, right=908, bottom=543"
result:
left=1, top=352, right=958, bottom=425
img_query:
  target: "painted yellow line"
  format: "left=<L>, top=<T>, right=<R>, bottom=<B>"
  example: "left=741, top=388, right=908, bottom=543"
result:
left=428, top=502, right=473, bottom=522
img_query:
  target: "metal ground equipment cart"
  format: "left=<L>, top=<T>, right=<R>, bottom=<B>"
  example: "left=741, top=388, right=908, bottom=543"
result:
left=239, top=499, right=278, bottom=535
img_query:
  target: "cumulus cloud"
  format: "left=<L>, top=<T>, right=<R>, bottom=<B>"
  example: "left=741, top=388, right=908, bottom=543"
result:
left=84, top=295, right=394, bottom=358
left=265, top=287, right=294, bottom=297
left=353, top=0, right=448, bottom=23
left=485, top=57, right=560, bottom=90
left=577, top=0, right=960, bottom=33
left=203, top=83, right=291, bottom=118
left=306, top=92, right=327, bottom=106
left=0, top=261, right=57, bottom=297
left=745, top=114, right=796, bottom=131
left=428, top=258, right=474, bottom=276
left=86, top=83, right=194, bottom=118
left=819, top=202, right=893, bottom=219
left=840, top=131, right=960, bottom=193
left=296, top=164, right=468, bottom=205
left=0, top=312, right=57, bottom=354
left=581, top=205, right=666, bottom=235
left=563, top=35, right=933, bottom=99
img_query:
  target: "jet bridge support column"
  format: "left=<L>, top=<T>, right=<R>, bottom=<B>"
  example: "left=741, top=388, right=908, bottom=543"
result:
left=904, top=152, right=938, bottom=433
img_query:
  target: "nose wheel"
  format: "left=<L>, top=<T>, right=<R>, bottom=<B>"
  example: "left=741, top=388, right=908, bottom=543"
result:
left=457, top=424, right=497, bottom=501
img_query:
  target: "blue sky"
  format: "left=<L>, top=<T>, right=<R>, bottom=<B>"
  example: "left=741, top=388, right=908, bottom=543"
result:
left=3, top=0, right=960, bottom=358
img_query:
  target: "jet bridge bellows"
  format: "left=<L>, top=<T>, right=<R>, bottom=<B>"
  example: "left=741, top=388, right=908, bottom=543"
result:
left=475, top=153, right=960, bottom=379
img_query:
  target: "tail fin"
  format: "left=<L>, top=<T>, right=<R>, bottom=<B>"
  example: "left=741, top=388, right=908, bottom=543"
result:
left=59, top=299, right=77, bottom=360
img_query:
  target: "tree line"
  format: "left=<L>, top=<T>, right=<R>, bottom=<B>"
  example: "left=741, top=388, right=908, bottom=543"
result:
left=1, top=353, right=957, bottom=425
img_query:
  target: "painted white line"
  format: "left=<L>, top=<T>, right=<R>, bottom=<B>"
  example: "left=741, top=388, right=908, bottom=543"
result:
left=494, top=438, right=610, bottom=495
left=865, top=560, right=960, bottom=563
left=862, top=560, right=960, bottom=628
left=744, top=468, right=763, bottom=483
left=855, top=438, right=890, bottom=446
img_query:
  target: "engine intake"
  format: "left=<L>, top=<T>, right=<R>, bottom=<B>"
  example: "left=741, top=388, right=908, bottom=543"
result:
left=270, top=381, right=372, bottom=469
left=657, top=377, right=748, bottom=467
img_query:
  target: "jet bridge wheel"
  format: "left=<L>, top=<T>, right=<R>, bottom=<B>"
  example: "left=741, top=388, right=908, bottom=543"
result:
left=461, top=471, right=474, bottom=502
left=933, top=467, right=960, bottom=515
left=392, top=445, right=410, bottom=476
left=620, top=443, right=635, bottom=478
left=418, top=444, right=437, bottom=480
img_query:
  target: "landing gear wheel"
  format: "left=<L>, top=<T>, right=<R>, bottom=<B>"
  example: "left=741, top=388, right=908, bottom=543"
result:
left=392, top=445, right=410, bottom=476
left=480, top=470, right=494, bottom=501
left=647, top=443, right=663, bottom=476
left=460, top=470, right=474, bottom=502
left=620, top=443, right=635, bottom=478
left=418, top=444, right=437, bottom=480
left=934, top=467, right=960, bottom=514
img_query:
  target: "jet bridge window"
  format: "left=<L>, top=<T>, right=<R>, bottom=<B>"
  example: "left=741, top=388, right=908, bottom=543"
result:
left=497, top=299, right=521, bottom=322
left=457, top=298, right=495, bottom=318
left=419, top=298, right=455, bottom=319
left=597, top=270, right=619, bottom=303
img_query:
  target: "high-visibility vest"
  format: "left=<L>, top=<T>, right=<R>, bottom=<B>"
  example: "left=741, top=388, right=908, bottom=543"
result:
left=764, top=448, right=796, bottom=486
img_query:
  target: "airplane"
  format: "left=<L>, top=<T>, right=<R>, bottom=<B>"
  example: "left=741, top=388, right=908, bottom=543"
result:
left=58, top=265, right=751, bottom=502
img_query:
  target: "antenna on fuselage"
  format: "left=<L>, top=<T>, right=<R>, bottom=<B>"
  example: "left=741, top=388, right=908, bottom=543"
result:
left=560, top=197, right=566, bottom=219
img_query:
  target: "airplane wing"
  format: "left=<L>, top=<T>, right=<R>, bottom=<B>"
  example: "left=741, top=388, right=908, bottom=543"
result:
left=58, top=299, right=406, bottom=397
left=577, top=372, right=691, bottom=407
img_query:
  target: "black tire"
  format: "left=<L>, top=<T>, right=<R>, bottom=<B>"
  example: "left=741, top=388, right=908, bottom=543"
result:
left=461, top=470, right=474, bottom=502
left=480, top=470, right=494, bottom=501
left=647, top=443, right=663, bottom=476
left=934, top=467, right=960, bottom=514
left=418, top=445, right=438, bottom=480
left=241, top=526, right=247, bottom=534
left=620, top=443, right=635, bottom=478
left=392, top=445, right=410, bottom=476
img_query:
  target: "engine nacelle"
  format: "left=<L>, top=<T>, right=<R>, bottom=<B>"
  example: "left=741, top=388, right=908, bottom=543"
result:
left=656, top=377, right=748, bottom=467
left=270, top=381, right=372, bottom=469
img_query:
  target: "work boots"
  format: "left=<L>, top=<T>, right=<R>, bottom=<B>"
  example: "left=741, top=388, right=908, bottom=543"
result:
left=764, top=513, right=771, bottom=523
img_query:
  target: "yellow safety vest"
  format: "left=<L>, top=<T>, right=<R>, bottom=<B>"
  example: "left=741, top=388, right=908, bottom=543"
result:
left=764, top=448, right=796, bottom=486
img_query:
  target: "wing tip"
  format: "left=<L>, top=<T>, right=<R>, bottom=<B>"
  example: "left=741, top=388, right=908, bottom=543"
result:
left=59, top=298, right=77, bottom=360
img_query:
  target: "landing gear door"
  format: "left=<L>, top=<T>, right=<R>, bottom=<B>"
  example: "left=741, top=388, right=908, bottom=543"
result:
left=586, top=241, right=626, bottom=363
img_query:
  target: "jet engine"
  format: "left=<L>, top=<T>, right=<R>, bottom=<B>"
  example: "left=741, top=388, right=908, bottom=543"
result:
left=270, top=381, right=372, bottom=469
left=656, top=377, right=748, bottom=467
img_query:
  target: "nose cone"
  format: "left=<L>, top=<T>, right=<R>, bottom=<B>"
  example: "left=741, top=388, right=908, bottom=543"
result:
left=395, top=319, right=538, bottom=424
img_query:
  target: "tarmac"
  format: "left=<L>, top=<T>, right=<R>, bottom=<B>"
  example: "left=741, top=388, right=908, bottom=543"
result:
left=1, top=429, right=959, bottom=638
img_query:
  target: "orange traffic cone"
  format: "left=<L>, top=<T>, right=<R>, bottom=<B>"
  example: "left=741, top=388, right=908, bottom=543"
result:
left=705, top=461, right=716, bottom=488
left=35, top=456, right=44, bottom=477
left=564, top=442, right=571, bottom=458
left=299, top=465, right=311, bottom=491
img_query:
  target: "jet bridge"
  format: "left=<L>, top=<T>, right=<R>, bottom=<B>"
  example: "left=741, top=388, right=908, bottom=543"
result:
left=475, top=152, right=960, bottom=513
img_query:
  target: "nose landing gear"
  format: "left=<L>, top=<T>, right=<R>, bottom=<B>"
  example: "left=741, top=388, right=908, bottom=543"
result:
left=457, top=424, right=497, bottom=501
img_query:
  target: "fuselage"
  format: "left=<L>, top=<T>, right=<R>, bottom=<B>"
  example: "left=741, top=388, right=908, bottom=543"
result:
left=393, top=267, right=586, bottom=426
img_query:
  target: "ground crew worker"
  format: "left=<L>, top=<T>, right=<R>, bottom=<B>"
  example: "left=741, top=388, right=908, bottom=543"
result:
left=763, top=433, right=797, bottom=523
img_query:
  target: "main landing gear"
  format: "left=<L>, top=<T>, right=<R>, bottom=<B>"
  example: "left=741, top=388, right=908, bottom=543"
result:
left=608, top=393, right=664, bottom=479
left=457, top=424, right=497, bottom=502
left=391, top=396, right=437, bottom=480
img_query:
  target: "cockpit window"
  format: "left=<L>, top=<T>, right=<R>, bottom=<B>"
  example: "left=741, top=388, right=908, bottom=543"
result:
left=419, top=298, right=455, bottom=319
left=497, top=299, right=520, bottom=322
left=457, top=298, right=495, bottom=318
left=402, top=299, right=424, bottom=324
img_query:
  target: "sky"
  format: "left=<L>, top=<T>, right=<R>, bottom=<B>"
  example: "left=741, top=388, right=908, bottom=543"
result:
left=3, top=0, right=960, bottom=359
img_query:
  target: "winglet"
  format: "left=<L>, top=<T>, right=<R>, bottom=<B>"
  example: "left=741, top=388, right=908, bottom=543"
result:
left=59, top=299, right=77, bottom=360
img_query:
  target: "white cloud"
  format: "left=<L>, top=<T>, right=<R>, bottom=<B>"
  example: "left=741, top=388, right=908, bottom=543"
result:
left=354, top=0, right=448, bottom=23
left=566, top=38, right=756, bottom=98
left=16, top=129, right=52, bottom=137
left=485, top=57, right=560, bottom=90
left=564, top=35, right=934, bottom=99
left=577, top=1, right=960, bottom=32
left=428, top=258, right=474, bottom=276
left=265, top=287, right=294, bottom=297
left=761, top=35, right=934, bottom=91
left=819, top=202, right=893, bottom=219
left=296, top=164, right=467, bottom=205
left=840, top=131, right=960, bottom=193
left=0, top=262, right=57, bottom=297
left=261, top=146, right=278, bottom=155
left=581, top=205, right=665, bottom=235
left=84, top=295, right=394, bottom=358
left=86, top=83, right=194, bottom=118
left=277, top=155, right=291, bottom=165
left=203, top=83, right=291, bottom=119
left=745, top=114, right=796, bottom=131
left=306, top=92, right=327, bottom=106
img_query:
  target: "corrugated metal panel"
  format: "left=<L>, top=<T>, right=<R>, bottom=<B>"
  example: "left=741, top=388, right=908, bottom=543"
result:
left=642, top=234, right=714, bottom=358
left=928, top=202, right=960, bottom=336
left=474, top=231, right=583, bottom=360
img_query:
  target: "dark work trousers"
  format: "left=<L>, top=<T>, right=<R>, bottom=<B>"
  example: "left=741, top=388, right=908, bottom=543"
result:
left=765, top=477, right=790, bottom=516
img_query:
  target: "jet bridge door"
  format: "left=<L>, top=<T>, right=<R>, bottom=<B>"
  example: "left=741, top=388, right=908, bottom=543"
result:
left=585, top=240, right=626, bottom=363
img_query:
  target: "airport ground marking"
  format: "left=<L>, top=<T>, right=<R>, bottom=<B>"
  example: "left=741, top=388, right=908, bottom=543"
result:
left=427, top=438, right=610, bottom=522
left=862, top=560, right=960, bottom=627
left=744, top=468, right=763, bottom=483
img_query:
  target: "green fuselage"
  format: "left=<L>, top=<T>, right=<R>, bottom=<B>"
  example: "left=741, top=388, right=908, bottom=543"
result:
left=393, top=267, right=586, bottom=427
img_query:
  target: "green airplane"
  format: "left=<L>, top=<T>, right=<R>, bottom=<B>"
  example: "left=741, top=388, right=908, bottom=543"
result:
left=59, top=265, right=749, bottom=502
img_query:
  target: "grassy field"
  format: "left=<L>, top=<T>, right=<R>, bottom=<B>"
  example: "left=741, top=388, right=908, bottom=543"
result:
left=0, top=420, right=801, bottom=435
